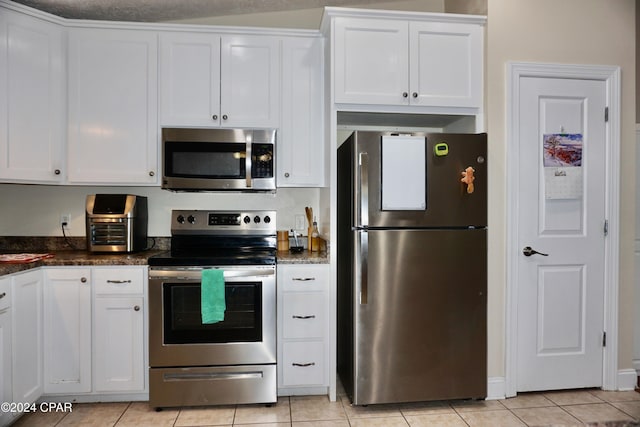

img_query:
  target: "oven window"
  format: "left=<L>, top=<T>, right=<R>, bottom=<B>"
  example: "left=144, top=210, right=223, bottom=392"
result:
left=163, top=281, right=262, bottom=344
left=165, top=141, right=246, bottom=178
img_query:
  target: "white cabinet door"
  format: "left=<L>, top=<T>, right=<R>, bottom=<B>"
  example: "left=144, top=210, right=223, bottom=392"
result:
left=278, top=37, right=325, bottom=187
left=159, top=32, right=221, bottom=126
left=333, top=17, right=409, bottom=105
left=332, top=15, right=483, bottom=109
left=43, top=268, right=92, bottom=394
left=67, top=28, right=158, bottom=185
left=0, top=10, right=65, bottom=183
left=220, top=35, right=280, bottom=128
left=93, top=296, right=145, bottom=392
left=12, top=270, right=43, bottom=404
left=0, top=278, right=12, bottom=427
left=409, top=21, right=482, bottom=108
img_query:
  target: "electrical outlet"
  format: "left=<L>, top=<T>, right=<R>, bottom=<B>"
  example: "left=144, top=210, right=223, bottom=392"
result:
left=60, top=214, right=71, bottom=226
left=295, top=215, right=305, bottom=230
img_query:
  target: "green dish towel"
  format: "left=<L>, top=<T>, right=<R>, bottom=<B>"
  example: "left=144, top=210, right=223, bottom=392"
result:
left=201, top=269, right=226, bottom=324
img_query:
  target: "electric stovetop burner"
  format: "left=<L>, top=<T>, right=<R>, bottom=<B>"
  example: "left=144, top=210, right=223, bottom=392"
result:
left=148, top=210, right=277, bottom=267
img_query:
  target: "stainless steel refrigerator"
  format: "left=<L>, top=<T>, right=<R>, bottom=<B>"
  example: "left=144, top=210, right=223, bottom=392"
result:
left=337, top=131, right=487, bottom=405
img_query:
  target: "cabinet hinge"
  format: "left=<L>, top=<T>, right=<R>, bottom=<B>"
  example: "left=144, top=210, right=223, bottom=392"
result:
left=604, top=219, right=609, bottom=236
left=605, top=107, right=609, bottom=122
left=603, top=331, right=607, bottom=347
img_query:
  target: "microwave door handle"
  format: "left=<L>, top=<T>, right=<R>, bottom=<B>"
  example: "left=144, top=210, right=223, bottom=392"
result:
left=245, top=141, right=253, bottom=188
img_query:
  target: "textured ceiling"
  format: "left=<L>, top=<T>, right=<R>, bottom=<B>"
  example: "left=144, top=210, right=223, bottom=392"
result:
left=9, top=0, right=411, bottom=22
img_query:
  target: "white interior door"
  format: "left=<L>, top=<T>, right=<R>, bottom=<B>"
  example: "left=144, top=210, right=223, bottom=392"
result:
left=516, top=75, right=607, bottom=392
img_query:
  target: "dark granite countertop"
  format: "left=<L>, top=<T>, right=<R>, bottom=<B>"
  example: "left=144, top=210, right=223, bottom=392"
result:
left=0, top=249, right=329, bottom=277
left=0, top=250, right=166, bottom=277
left=277, top=250, right=329, bottom=264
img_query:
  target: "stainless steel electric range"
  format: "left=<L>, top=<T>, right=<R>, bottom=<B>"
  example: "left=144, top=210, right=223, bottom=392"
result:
left=148, top=210, right=276, bottom=409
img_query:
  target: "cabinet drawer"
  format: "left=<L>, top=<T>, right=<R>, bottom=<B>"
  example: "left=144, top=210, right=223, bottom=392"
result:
left=93, top=268, right=144, bottom=295
left=0, top=278, right=10, bottom=311
left=282, top=293, right=325, bottom=339
left=281, top=341, right=325, bottom=386
left=279, top=265, right=329, bottom=292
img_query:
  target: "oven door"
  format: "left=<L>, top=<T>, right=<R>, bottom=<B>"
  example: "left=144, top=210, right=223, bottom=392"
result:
left=149, top=266, right=276, bottom=367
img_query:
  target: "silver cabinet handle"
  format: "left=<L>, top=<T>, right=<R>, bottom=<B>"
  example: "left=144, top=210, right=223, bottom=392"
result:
left=149, top=171, right=155, bottom=177
left=292, top=315, right=316, bottom=319
left=292, top=362, right=315, bottom=367
left=134, top=305, right=140, bottom=311
left=107, top=280, right=132, bottom=284
left=80, top=277, right=87, bottom=283
left=0, top=292, right=6, bottom=299
left=284, top=172, right=290, bottom=178
left=412, top=92, right=418, bottom=98
left=292, top=277, right=315, bottom=281
left=54, top=169, right=61, bottom=175
left=222, top=114, right=228, bottom=120
left=402, top=92, right=408, bottom=98
left=522, top=246, right=549, bottom=257
left=212, top=114, right=218, bottom=120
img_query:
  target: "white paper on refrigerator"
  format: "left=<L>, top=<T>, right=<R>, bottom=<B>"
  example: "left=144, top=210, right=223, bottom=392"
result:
left=381, top=135, right=426, bottom=210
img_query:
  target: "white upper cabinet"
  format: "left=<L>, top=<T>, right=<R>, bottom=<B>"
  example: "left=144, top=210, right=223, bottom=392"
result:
left=0, top=10, right=65, bottom=183
left=278, top=37, right=325, bottom=187
left=159, top=32, right=220, bottom=127
left=159, top=32, right=280, bottom=128
left=332, top=14, right=483, bottom=109
left=67, top=28, right=159, bottom=185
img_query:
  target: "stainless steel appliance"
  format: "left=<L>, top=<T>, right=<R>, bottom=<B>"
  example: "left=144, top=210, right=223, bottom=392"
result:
left=148, top=210, right=277, bottom=409
left=85, top=194, right=148, bottom=253
left=161, top=128, right=276, bottom=192
left=337, top=131, right=487, bottom=405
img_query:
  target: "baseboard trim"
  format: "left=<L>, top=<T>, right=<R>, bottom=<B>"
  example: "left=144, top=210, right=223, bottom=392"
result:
left=618, top=369, right=638, bottom=391
left=487, top=377, right=506, bottom=400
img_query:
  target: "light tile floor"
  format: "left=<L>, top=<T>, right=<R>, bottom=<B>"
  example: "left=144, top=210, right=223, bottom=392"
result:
left=10, top=388, right=640, bottom=426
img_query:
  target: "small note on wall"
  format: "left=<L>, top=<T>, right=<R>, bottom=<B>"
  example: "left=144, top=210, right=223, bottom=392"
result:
left=543, top=133, right=583, bottom=200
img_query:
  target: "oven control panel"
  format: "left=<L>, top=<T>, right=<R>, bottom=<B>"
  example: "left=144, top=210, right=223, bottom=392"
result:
left=171, top=210, right=276, bottom=235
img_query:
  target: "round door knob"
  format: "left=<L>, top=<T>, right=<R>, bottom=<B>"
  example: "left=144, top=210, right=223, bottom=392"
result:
left=134, top=305, right=140, bottom=311
left=149, top=171, right=155, bottom=177
left=54, top=169, right=61, bottom=175
left=284, top=172, right=290, bottom=178
left=212, top=114, right=218, bottom=120
left=412, top=92, right=418, bottom=98
left=222, top=114, right=228, bottom=120
left=402, top=92, right=408, bottom=98
left=80, top=277, right=87, bottom=283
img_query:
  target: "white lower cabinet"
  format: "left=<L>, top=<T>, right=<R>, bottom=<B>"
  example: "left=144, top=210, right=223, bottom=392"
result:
left=277, top=264, right=329, bottom=392
left=0, top=277, right=12, bottom=427
left=43, top=268, right=92, bottom=394
left=93, top=295, right=144, bottom=392
left=11, top=269, right=44, bottom=405
left=42, top=266, right=147, bottom=397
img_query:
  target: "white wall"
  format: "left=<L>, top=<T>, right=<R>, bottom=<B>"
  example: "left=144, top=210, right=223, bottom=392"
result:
left=0, top=184, right=320, bottom=237
left=486, top=0, right=636, bottom=376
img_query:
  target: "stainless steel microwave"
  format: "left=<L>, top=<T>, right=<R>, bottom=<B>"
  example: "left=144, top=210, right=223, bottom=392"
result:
left=161, top=128, right=276, bottom=192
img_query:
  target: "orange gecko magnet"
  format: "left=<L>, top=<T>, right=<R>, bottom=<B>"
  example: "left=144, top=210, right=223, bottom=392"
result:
left=461, top=166, right=475, bottom=194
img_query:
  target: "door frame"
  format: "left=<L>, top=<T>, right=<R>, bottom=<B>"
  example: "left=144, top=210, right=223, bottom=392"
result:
left=505, top=62, right=621, bottom=397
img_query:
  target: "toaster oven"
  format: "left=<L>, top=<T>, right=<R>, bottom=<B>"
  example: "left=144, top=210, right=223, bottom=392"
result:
left=86, top=194, right=148, bottom=253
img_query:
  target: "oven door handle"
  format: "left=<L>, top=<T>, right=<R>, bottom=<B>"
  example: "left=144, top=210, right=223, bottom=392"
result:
left=149, top=267, right=275, bottom=281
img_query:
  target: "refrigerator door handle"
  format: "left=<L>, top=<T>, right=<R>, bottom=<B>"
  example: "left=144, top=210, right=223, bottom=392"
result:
left=359, top=231, right=368, bottom=304
left=357, top=152, right=369, bottom=227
